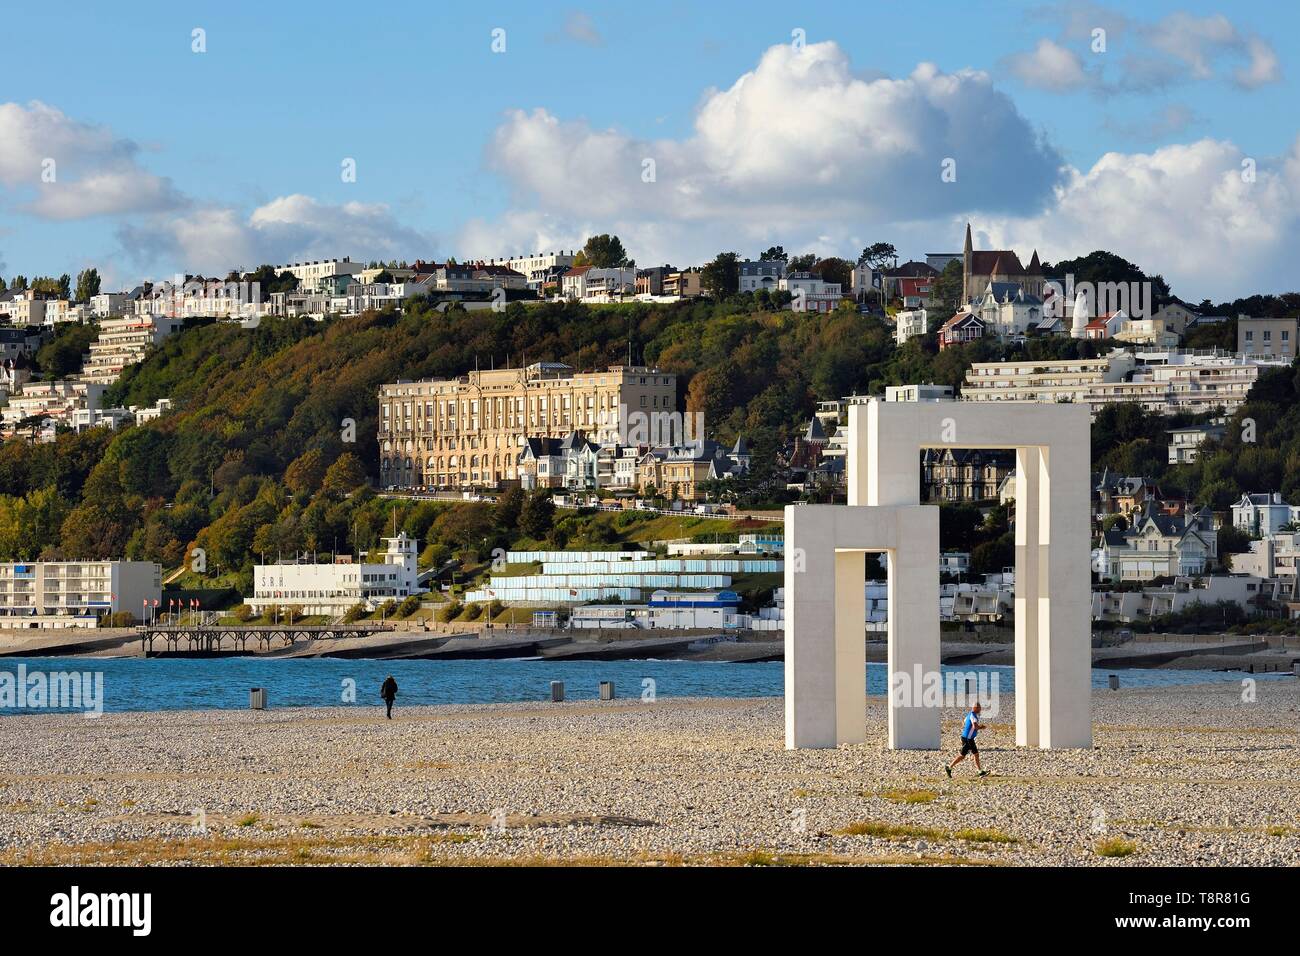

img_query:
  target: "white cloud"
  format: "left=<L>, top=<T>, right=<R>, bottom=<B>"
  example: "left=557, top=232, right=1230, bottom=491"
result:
left=1011, top=9, right=1281, bottom=95
left=1005, top=39, right=1094, bottom=92
left=118, top=195, right=434, bottom=274
left=979, top=138, right=1300, bottom=298
left=472, top=41, right=1064, bottom=264
left=0, top=100, right=183, bottom=219
left=468, top=38, right=1300, bottom=300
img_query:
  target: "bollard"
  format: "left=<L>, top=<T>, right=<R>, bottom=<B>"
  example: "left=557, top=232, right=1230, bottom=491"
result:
left=600, top=681, right=615, bottom=701
left=550, top=680, right=565, bottom=702
left=1293, top=662, right=1300, bottom=678
left=1107, top=674, right=1119, bottom=691
left=250, top=687, right=266, bottom=709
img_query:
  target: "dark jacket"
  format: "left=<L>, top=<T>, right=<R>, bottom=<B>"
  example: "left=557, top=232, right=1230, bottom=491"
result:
left=380, top=677, right=398, bottom=701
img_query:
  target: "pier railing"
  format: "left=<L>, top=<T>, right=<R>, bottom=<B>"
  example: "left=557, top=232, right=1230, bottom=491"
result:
left=136, top=622, right=396, bottom=655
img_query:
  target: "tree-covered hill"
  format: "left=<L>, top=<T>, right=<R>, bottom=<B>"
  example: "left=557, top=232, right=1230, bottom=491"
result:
left=0, top=295, right=1292, bottom=579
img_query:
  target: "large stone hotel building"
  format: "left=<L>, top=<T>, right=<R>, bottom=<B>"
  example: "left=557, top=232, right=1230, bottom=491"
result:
left=378, top=363, right=678, bottom=488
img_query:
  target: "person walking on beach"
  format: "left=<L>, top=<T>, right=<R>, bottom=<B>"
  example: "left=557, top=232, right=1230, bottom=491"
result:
left=380, top=675, right=398, bottom=719
left=945, top=702, right=989, bottom=777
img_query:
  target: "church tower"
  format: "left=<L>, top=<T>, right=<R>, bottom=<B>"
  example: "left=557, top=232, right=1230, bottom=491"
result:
left=962, top=222, right=973, bottom=305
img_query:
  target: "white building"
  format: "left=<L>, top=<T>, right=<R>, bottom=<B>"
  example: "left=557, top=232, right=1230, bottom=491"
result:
left=90, top=292, right=132, bottom=318
left=884, top=384, right=953, bottom=402
left=1232, top=493, right=1298, bottom=537
left=80, top=316, right=184, bottom=386
left=245, top=534, right=423, bottom=617
left=0, top=560, right=161, bottom=629
left=1231, top=532, right=1300, bottom=578
left=1167, top=424, right=1224, bottom=465
left=582, top=267, right=637, bottom=302
left=780, top=272, right=842, bottom=313
left=0, top=290, right=49, bottom=326
left=273, top=258, right=363, bottom=291
left=963, top=349, right=1283, bottom=417
left=1, top=380, right=106, bottom=437
left=894, top=308, right=928, bottom=346
left=479, top=252, right=576, bottom=291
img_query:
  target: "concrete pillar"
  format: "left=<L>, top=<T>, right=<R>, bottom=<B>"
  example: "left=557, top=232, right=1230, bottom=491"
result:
left=1038, top=442, right=1093, bottom=748
left=888, top=509, right=941, bottom=749
left=1014, top=446, right=1042, bottom=747
left=785, top=506, right=840, bottom=749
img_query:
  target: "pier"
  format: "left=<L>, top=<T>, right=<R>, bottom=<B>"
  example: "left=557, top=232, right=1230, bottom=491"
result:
left=137, top=623, right=397, bottom=655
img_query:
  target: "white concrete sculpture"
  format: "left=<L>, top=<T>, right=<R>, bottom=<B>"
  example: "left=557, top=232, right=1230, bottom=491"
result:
left=784, top=400, right=1092, bottom=751
left=784, top=504, right=939, bottom=750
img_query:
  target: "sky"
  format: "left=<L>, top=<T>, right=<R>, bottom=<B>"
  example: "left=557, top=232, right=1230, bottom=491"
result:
left=0, top=0, right=1297, bottom=301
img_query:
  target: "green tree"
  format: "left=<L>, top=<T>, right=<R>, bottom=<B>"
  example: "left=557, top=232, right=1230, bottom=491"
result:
left=322, top=453, right=368, bottom=496
left=580, top=234, right=630, bottom=268
left=74, top=268, right=101, bottom=303
left=518, top=491, right=556, bottom=539
left=856, top=242, right=897, bottom=269
left=701, top=252, right=740, bottom=297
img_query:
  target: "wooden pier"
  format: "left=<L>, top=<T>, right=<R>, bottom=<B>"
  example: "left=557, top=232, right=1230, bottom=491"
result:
left=137, top=623, right=397, bottom=655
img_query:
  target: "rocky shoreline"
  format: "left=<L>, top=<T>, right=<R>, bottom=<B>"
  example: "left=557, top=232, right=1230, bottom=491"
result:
left=1, top=682, right=1297, bottom=866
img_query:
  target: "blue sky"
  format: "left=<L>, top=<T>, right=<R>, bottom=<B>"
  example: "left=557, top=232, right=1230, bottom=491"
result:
left=1, top=0, right=1297, bottom=300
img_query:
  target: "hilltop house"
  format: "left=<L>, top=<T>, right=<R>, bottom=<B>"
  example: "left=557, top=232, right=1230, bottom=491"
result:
left=1097, top=503, right=1218, bottom=581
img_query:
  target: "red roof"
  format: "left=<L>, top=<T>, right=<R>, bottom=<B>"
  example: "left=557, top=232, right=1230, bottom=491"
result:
left=898, top=277, right=934, bottom=297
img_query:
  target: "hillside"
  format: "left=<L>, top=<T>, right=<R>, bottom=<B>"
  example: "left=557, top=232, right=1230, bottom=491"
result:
left=0, top=296, right=1294, bottom=586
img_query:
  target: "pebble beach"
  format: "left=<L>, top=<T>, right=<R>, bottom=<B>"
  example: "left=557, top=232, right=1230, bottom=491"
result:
left=1, top=681, right=1298, bottom=866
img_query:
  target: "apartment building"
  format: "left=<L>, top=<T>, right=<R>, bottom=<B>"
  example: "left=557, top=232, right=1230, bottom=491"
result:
left=962, top=350, right=1280, bottom=416
left=378, top=363, right=678, bottom=489
left=894, top=308, right=928, bottom=346
left=478, top=252, right=576, bottom=291
left=80, top=316, right=185, bottom=386
left=0, top=290, right=50, bottom=326
left=43, top=300, right=89, bottom=325
left=0, top=560, right=161, bottom=629
left=0, top=380, right=106, bottom=436
left=273, top=257, right=363, bottom=290
left=1238, top=316, right=1298, bottom=359
left=89, top=292, right=131, bottom=318
left=579, top=267, right=637, bottom=302
left=1167, top=424, right=1225, bottom=464
left=245, top=534, right=422, bottom=617
left=663, top=269, right=704, bottom=298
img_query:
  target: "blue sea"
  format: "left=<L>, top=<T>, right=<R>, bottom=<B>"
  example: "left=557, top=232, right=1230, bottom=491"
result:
left=0, top=657, right=1285, bottom=715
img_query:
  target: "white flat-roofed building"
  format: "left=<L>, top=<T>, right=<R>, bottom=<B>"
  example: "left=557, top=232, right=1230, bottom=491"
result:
left=273, top=257, right=363, bottom=291
left=885, top=383, right=953, bottom=402
left=1, top=379, right=106, bottom=436
left=894, top=308, right=928, bottom=346
left=245, top=534, right=423, bottom=617
left=80, top=316, right=184, bottom=386
left=0, top=560, right=161, bottom=629
left=90, top=292, right=131, bottom=318
left=963, top=349, right=1281, bottom=417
